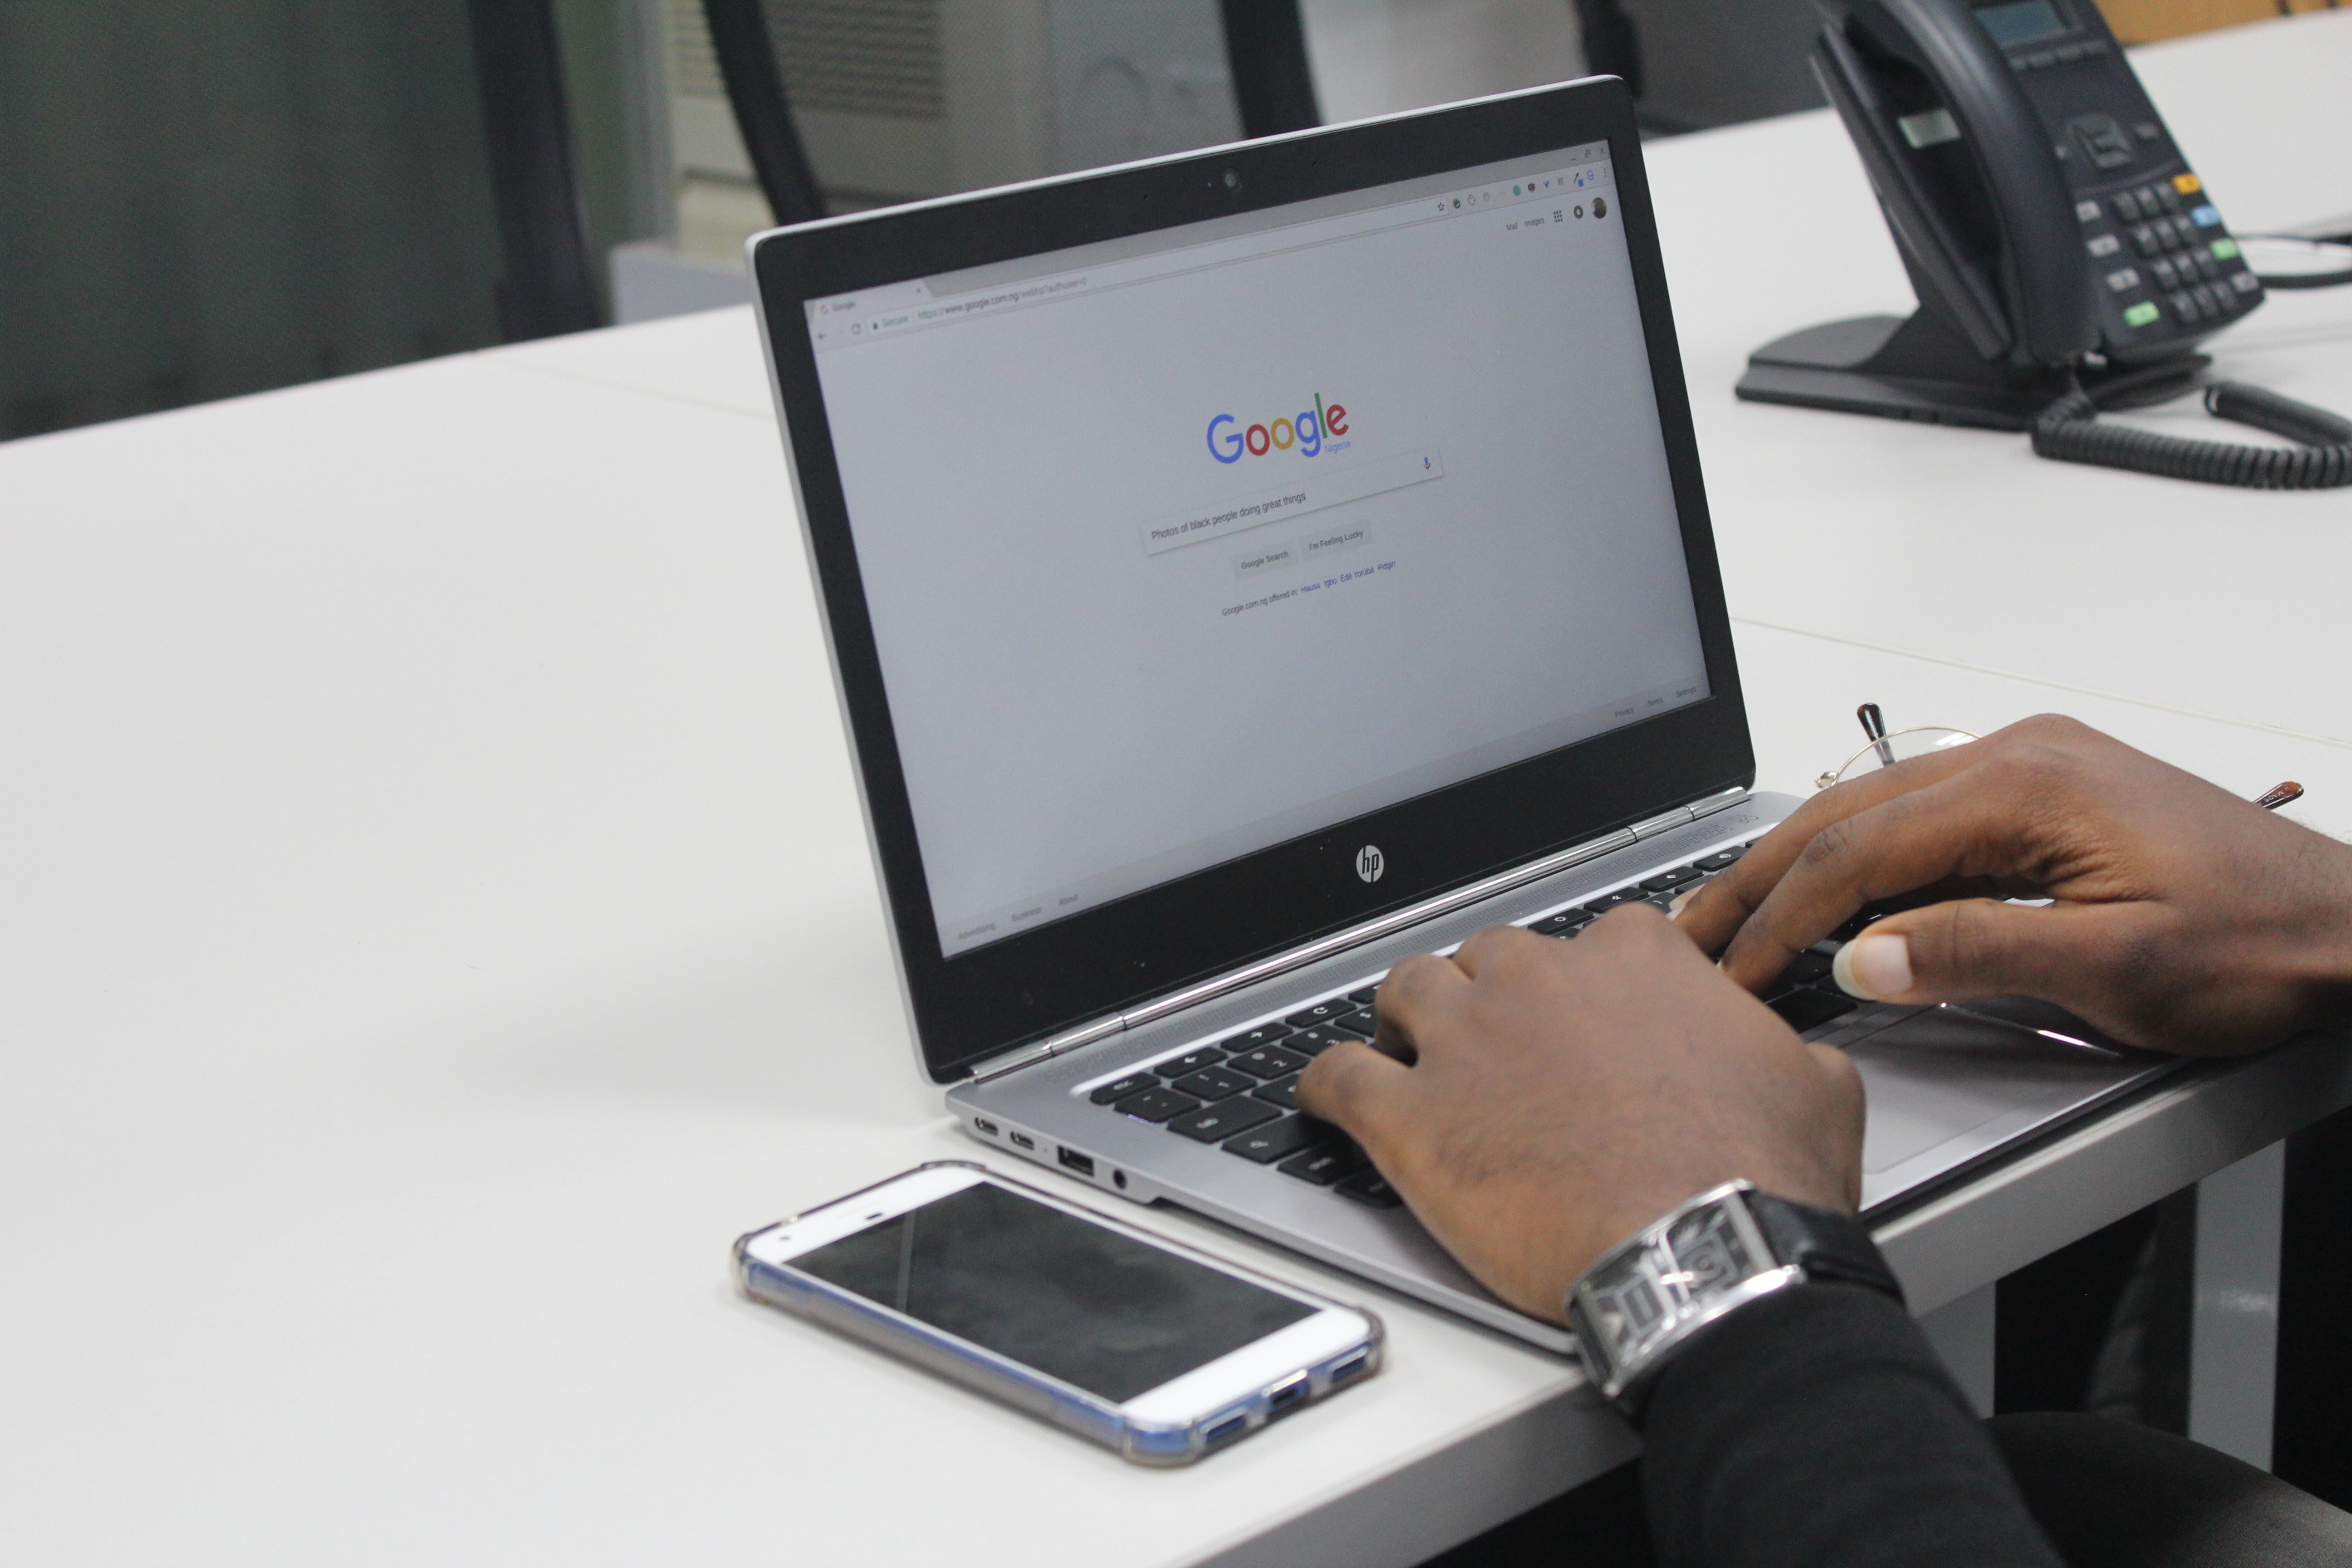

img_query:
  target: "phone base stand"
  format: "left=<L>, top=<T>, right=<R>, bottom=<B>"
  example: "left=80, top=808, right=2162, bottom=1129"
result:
left=1738, top=310, right=2074, bottom=432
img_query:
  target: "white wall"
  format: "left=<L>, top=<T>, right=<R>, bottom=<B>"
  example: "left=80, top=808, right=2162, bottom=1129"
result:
left=1300, top=0, right=1589, bottom=123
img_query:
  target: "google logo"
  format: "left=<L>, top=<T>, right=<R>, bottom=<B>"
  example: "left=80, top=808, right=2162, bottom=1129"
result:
left=1205, top=395, right=1349, bottom=463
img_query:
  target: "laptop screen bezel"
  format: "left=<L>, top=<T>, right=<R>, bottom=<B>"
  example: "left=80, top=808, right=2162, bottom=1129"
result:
left=751, top=77, right=1753, bottom=1084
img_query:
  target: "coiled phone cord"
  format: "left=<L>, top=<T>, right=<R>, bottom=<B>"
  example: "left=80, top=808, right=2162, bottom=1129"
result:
left=2031, top=376, right=2352, bottom=489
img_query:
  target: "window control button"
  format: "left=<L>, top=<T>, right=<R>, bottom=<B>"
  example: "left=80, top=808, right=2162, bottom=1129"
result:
left=1642, top=865, right=1705, bottom=892
left=1284, top=1000, right=1351, bottom=1029
left=1091, top=1072, right=1158, bottom=1105
left=1168, top=1098, right=1279, bottom=1142
left=1694, top=847, right=1746, bottom=872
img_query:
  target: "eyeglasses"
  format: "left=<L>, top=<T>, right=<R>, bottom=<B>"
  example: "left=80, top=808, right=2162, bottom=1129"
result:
left=1816, top=703, right=1978, bottom=791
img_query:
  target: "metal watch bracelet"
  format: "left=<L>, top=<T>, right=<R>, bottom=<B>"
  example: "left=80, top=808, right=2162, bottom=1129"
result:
left=1563, top=1180, right=1905, bottom=1417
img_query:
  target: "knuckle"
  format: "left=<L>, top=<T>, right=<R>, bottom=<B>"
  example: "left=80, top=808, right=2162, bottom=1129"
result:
left=2013, top=712, right=2090, bottom=745
left=1794, top=814, right=1860, bottom=875
left=1378, top=952, right=1447, bottom=1006
left=1296, top=1049, right=1360, bottom=1115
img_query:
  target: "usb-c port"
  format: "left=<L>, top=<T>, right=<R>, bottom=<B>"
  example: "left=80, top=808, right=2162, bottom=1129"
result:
left=1204, top=1412, right=1249, bottom=1447
left=1009, top=1131, right=1036, bottom=1151
left=973, top=1118, right=999, bottom=1137
left=1265, top=1374, right=1309, bottom=1416
left=1329, top=1351, right=1372, bottom=1385
left=1058, top=1147, right=1095, bottom=1177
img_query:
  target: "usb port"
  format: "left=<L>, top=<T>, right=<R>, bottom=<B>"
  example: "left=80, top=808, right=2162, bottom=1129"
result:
left=1329, top=1351, right=1372, bottom=1385
left=973, top=1118, right=999, bottom=1137
left=1265, top=1374, right=1309, bottom=1417
left=1008, top=1131, right=1036, bottom=1151
left=1058, top=1147, right=1095, bottom=1177
left=1204, top=1412, right=1249, bottom=1447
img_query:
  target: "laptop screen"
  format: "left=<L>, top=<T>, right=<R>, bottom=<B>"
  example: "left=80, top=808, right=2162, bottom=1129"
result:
left=806, top=140, right=1706, bottom=959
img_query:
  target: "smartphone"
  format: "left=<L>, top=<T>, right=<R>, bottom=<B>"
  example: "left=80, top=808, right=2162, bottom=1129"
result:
left=732, top=1161, right=1382, bottom=1464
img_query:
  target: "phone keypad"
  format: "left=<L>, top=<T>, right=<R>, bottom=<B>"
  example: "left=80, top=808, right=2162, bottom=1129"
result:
left=2080, top=172, right=2258, bottom=337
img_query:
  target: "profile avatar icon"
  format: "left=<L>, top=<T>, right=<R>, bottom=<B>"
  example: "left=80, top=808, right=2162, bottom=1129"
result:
left=1594, top=196, right=1608, bottom=219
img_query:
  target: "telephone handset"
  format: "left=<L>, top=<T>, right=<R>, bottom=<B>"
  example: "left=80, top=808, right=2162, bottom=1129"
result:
left=1740, top=0, right=2350, bottom=489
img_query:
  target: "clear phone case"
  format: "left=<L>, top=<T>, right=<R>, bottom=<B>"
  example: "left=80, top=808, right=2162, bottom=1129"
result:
left=732, top=1161, right=1382, bottom=1465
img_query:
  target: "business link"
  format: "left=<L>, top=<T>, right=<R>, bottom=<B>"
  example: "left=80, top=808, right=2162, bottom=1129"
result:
left=1221, top=559, right=1397, bottom=617
left=1205, top=394, right=1349, bottom=462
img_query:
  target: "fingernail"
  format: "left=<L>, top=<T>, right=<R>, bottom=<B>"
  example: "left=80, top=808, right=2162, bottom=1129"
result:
left=1833, top=933, right=1912, bottom=1000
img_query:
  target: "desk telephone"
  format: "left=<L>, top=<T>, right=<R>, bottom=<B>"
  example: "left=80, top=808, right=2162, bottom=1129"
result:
left=1738, top=0, right=2351, bottom=489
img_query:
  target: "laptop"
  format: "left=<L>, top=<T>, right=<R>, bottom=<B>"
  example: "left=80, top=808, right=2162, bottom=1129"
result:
left=745, top=76, right=2172, bottom=1352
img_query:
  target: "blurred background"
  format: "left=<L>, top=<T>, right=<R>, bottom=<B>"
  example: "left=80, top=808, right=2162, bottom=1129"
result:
left=0, top=0, right=2327, bottom=442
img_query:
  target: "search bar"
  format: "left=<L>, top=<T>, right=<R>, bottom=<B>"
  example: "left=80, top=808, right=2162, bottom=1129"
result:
left=1139, top=448, right=1445, bottom=557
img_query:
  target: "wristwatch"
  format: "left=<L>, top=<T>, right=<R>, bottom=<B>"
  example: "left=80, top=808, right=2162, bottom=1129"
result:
left=1564, top=1179, right=1905, bottom=1417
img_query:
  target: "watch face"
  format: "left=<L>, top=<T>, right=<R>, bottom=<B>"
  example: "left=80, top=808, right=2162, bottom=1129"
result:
left=1589, top=1268, right=1668, bottom=1346
left=1668, top=1203, right=1760, bottom=1293
left=1573, top=1184, right=1788, bottom=1397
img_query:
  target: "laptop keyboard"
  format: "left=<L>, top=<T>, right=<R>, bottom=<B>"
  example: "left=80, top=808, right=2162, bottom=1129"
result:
left=1082, top=839, right=1862, bottom=1208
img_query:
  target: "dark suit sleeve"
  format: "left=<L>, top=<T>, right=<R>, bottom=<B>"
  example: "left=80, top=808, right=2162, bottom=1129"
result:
left=1636, top=1283, right=2064, bottom=1568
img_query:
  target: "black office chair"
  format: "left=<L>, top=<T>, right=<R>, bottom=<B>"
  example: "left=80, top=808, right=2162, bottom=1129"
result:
left=0, top=0, right=597, bottom=441
left=701, top=0, right=1323, bottom=229
left=1220, top=0, right=1322, bottom=138
left=471, top=0, right=603, bottom=340
left=699, top=0, right=827, bottom=227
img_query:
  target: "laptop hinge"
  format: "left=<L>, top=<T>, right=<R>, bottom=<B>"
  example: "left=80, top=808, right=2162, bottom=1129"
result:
left=968, top=1015, right=1128, bottom=1084
left=964, top=785, right=1751, bottom=1084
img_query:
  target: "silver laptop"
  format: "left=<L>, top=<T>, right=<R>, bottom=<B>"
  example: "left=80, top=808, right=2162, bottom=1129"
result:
left=746, top=76, right=2172, bottom=1352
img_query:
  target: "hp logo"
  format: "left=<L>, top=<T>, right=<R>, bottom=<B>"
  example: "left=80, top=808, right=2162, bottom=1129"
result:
left=1354, top=844, right=1386, bottom=884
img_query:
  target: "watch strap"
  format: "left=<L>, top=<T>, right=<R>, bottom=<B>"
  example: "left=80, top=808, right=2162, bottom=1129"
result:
left=1746, top=1190, right=1906, bottom=1308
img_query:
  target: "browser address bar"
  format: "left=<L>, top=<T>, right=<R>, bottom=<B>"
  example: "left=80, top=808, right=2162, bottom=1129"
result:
left=844, top=159, right=1616, bottom=343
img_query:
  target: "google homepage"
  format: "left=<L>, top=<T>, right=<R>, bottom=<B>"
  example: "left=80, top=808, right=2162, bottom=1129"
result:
left=810, top=144, right=1708, bottom=957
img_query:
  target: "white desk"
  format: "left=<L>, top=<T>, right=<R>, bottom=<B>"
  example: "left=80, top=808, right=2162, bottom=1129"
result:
left=5, top=15, right=2351, bottom=1566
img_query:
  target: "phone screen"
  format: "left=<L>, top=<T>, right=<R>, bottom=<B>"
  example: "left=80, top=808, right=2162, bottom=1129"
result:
left=788, top=1182, right=1315, bottom=1402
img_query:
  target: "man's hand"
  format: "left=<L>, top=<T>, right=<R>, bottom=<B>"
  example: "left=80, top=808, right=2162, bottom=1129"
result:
left=1294, top=913, right=1863, bottom=1323
left=1676, top=714, right=2352, bottom=1056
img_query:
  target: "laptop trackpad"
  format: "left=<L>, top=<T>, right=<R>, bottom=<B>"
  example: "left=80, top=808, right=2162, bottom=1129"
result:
left=1850, top=1000, right=2152, bottom=1176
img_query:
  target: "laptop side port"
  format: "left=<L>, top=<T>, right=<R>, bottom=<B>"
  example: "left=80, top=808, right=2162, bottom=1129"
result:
left=1009, top=1131, right=1036, bottom=1151
left=1264, top=1373, right=1309, bottom=1417
left=1203, top=1412, right=1250, bottom=1448
left=1057, top=1147, right=1095, bottom=1177
left=972, top=1117, right=999, bottom=1137
left=1328, top=1351, right=1372, bottom=1385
